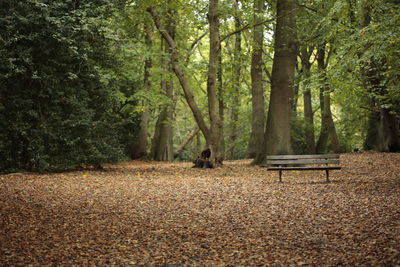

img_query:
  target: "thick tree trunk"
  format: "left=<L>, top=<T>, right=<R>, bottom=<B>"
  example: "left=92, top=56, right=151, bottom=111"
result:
left=207, top=0, right=223, bottom=165
left=248, top=0, right=265, bottom=159
left=227, top=0, right=242, bottom=160
left=362, top=72, right=400, bottom=152
left=147, top=7, right=210, bottom=142
left=150, top=92, right=174, bottom=162
left=151, top=19, right=175, bottom=161
left=130, top=25, right=152, bottom=159
left=377, top=109, right=400, bottom=152
left=253, top=0, right=297, bottom=164
left=315, top=45, right=340, bottom=154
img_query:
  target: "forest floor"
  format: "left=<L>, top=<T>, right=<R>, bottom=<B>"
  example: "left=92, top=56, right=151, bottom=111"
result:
left=1, top=152, right=400, bottom=266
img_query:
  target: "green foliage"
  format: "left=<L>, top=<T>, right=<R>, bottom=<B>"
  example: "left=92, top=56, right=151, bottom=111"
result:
left=0, top=0, right=140, bottom=172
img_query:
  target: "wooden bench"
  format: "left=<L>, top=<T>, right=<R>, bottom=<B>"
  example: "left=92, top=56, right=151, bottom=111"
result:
left=262, top=154, right=341, bottom=183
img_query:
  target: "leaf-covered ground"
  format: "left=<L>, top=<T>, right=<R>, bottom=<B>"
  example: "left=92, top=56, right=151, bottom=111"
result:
left=1, top=152, right=400, bottom=266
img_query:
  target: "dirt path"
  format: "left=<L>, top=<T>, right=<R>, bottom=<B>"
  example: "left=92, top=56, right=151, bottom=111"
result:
left=1, top=152, right=400, bottom=266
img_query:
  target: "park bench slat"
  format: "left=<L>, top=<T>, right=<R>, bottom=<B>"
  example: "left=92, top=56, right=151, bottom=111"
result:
left=267, top=166, right=342, bottom=171
left=266, top=154, right=339, bottom=160
left=264, top=159, right=340, bottom=165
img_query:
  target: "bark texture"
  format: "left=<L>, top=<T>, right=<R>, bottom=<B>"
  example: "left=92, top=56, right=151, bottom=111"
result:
left=248, top=0, right=265, bottom=159
left=207, top=0, right=223, bottom=165
left=227, top=0, right=242, bottom=160
left=254, top=0, right=297, bottom=164
left=300, top=47, right=316, bottom=154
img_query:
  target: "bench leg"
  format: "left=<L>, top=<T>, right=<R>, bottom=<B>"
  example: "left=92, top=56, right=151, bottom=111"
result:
left=325, top=169, right=330, bottom=183
left=279, top=170, right=282, bottom=183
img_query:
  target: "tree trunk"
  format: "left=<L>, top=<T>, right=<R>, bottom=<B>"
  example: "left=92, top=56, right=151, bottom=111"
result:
left=130, top=24, right=152, bottom=159
left=300, top=47, right=315, bottom=154
left=377, top=109, right=400, bottom=152
left=253, top=0, right=297, bottom=164
left=248, top=0, right=265, bottom=159
left=218, top=42, right=225, bottom=161
left=207, top=0, right=223, bottom=165
left=227, top=0, right=242, bottom=160
left=315, top=45, right=328, bottom=154
left=150, top=16, right=175, bottom=161
left=292, top=60, right=300, bottom=114
left=315, top=45, right=340, bottom=154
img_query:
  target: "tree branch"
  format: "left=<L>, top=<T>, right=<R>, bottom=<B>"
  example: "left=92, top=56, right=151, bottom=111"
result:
left=185, top=31, right=208, bottom=63
left=221, top=17, right=275, bottom=42
left=174, top=128, right=200, bottom=158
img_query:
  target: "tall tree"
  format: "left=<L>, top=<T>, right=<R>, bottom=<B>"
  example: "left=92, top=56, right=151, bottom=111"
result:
left=299, top=46, right=316, bottom=154
left=227, top=0, right=242, bottom=159
left=248, top=0, right=265, bottom=158
left=253, top=0, right=297, bottom=164
left=315, top=44, right=340, bottom=154
left=150, top=10, right=175, bottom=161
left=147, top=1, right=224, bottom=165
left=207, top=0, right=223, bottom=164
left=130, top=24, right=152, bottom=159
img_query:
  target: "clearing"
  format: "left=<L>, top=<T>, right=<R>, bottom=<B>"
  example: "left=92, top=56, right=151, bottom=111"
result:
left=1, top=152, right=400, bottom=266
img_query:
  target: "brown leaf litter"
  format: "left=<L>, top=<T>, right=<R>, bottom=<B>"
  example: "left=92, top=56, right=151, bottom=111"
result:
left=1, top=152, right=399, bottom=266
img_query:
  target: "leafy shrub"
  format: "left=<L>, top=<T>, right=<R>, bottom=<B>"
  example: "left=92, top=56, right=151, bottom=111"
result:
left=0, top=0, right=139, bottom=172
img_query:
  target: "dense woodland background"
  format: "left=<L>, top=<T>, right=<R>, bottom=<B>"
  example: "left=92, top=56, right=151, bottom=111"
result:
left=1, top=0, right=400, bottom=172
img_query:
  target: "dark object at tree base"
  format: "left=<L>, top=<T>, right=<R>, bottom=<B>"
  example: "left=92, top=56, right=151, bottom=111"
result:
left=192, top=158, right=213, bottom=168
left=192, top=148, right=214, bottom=168
left=201, top=148, right=211, bottom=160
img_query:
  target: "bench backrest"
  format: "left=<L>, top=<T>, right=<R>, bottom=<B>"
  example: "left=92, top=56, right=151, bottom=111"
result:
left=265, top=154, right=340, bottom=165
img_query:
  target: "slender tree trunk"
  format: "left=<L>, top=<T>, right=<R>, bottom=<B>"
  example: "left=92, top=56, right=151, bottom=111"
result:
left=248, top=0, right=265, bottom=158
left=253, top=0, right=297, bottom=164
left=315, top=55, right=328, bottom=153
left=315, top=45, right=340, bottom=154
left=300, top=47, right=315, bottom=154
left=218, top=43, right=225, bottom=161
left=130, top=24, right=152, bottom=159
left=227, top=0, right=242, bottom=160
left=292, top=60, right=300, bottom=114
left=207, top=0, right=223, bottom=165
